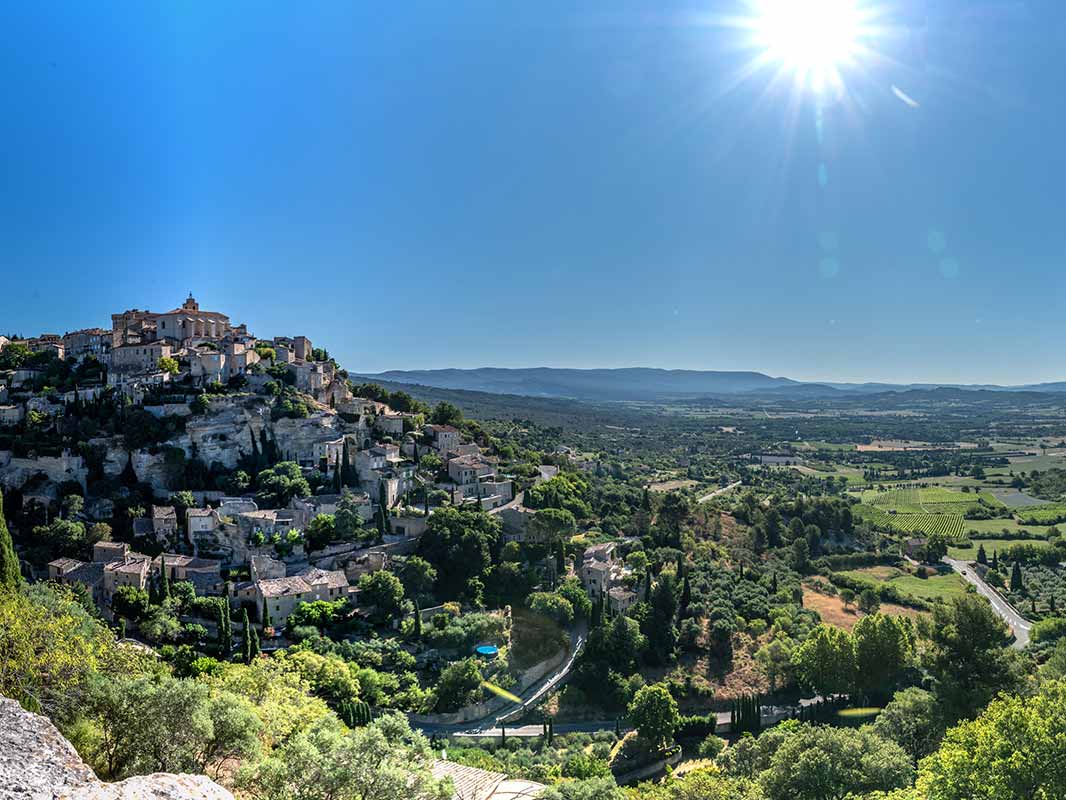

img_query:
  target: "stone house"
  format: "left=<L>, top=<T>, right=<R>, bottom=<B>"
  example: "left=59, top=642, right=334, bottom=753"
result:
left=62, top=328, right=111, bottom=361
left=187, top=507, right=222, bottom=539
left=608, top=586, right=639, bottom=616
left=424, top=424, right=461, bottom=455
left=153, top=553, right=223, bottom=595
left=237, top=508, right=299, bottom=539
left=110, top=342, right=173, bottom=375
left=244, top=566, right=353, bottom=627
left=0, top=405, right=24, bottom=426
left=446, top=454, right=495, bottom=486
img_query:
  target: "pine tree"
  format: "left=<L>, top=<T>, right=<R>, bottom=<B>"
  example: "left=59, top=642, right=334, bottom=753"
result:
left=0, top=492, right=21, bottom=590
left=977, top=544, right=988, bottom=565
left=1010, top=560, right=1024, bottom=593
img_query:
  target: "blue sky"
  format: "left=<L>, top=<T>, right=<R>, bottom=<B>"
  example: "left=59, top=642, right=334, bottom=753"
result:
left=2, top=1, right=1064, bottom=384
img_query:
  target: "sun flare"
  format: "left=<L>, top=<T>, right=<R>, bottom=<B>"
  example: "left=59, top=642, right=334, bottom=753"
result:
left=752, top=0, right=867, bottom=92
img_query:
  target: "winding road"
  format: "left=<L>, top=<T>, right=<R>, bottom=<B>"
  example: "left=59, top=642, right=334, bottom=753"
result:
left=943, top=557, right=1031, bottom=649
left=697, top=481, right=742, bottom=504
left=414, top=621, right=588, bottom=735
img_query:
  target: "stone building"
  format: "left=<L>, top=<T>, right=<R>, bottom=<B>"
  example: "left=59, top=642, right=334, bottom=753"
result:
left=241, top=565, right=352, bottom=627
left=155, top=294, right=232, bottom=343
left=62, top=328, right=111, bottom=361
left=110, top=341, right=173, bottom=374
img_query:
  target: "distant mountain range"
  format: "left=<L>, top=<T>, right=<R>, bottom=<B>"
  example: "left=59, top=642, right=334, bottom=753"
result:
left=355, top=367, right=1066, bottom=402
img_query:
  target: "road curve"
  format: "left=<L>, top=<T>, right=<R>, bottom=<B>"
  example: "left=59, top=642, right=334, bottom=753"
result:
left=697, top=481, right=742, bottom=504
left=943, top=557, right=1031, bottom=649
left=414, top=621, right=588, bottom=735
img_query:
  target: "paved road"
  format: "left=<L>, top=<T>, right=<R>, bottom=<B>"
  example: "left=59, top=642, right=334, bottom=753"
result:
left=944, top=557, right=1031, bottom=649
left=697, top=481, right=742, bottom=504
left=453, top=698, right=826, bottom=738
left=414, top=621, right=588, bottom=735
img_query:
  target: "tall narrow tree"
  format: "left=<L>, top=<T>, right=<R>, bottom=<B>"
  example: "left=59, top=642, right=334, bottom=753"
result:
left=0, top=493, right=20, bottom=590
left=1010, top=561, right=1024, bottom=593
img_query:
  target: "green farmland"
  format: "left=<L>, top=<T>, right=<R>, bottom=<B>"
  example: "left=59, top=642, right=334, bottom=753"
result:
left=836, top=566, right=967, bottom=602
left=855, top=506, right=965, bottom=539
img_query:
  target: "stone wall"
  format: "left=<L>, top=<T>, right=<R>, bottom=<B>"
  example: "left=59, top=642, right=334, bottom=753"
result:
left=0, top=697, right=232, bottom=799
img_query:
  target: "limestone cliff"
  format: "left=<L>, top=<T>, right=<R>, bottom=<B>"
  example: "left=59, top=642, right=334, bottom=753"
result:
left=0, top=697, right=232, bottom=800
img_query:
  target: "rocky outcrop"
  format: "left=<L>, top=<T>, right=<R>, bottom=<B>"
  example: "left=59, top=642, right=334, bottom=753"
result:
left=0, top=697, right=232, bottom=800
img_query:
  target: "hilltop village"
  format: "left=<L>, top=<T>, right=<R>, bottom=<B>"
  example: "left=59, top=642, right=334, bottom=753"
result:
left=0, top=296, right=646, bottom=633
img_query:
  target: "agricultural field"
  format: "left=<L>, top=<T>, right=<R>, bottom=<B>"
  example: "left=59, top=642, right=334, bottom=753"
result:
left=836, top=565, right=968, bottom=602
left=962, top=518, right=1053, bottom=537
left=858, top=486, right=1002, bottom=513
left=948, top=537, right=1051, bottom=561
left=1015, top=505, right=1066, bottom=525
left=985, top=488, right=1048, bottom=508
left=854, top=506, right=965, bottom=539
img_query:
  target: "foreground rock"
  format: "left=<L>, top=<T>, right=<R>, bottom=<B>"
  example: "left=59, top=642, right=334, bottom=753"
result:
left=0, top=697, right=232, bottom=800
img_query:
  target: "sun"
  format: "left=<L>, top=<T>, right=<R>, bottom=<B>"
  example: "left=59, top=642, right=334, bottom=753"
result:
left=751, top=0, right=867, bottom=92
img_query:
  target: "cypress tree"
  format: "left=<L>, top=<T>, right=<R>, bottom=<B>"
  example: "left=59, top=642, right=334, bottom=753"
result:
left=159, top=554, right=170, bottom=600
left=680, top=574, right=691, bottom=612
left=1051, top=594, right=1057, bottom=613
left=341, top=439, right=352, bottom=487
left=219, top=598, right=233, bottom=657
left=0, top=493, right=21, bottom=590
left=1010, top=560, right=1024, bottom=593
left=250, top=624, right=260, bottom=660
left=976, top=544, right=988, bottom=566
left=547, top=719, right=554, bottom=745
left=500, top=725, right=506, bottom=745
left=241, top=608, right=252, bottom=663
left=770, top=572, right=778, bottom=594
left=992, top=550, right=999, bottom=570
left=262, top=600, right=272, bottom=631
left=413, top=599, right=423, bottom=639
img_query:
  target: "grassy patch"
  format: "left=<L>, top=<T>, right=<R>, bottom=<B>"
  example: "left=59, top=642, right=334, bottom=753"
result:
left=837, top=566, right=967, bottom=602
left=949, top=538, right=1050, bottom=560
left=964, top=519, right=1053, bottom=536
